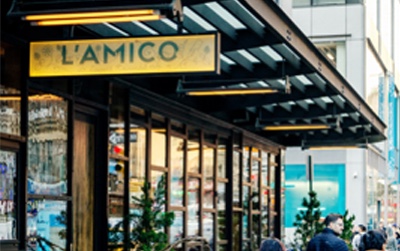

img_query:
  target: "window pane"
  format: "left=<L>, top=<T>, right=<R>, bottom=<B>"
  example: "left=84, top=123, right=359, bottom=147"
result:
left=188, top=129, right=200, bottom=173
left=151, top=114, right=166, bottom=167
left=170, top=137, right=184, bottom=207
left=252, top=214, right=260, bottom=249
left=170, top=211, right=183, bottom=244
left=0, top=42, right=21, bottom=136
left=243, top=147, right=250, bottom=182
left=217, top=138, right=226, bottom=178
left=0, top=150, right=17, bottom=240
left=242, top=186, right=250, bottom=239
left=188, top=177, right=200, bottom=236
left=109, top=86, right=126, bottom=157
left=269, top=154, right=276, bottom=235
left=28, top=93, right=68, bottom=196
left=27, top=199, right=67, bottom=250
left=129, top=124, right=146, bottom=205
left=203, top=212, right=214, bottom=247
left=262, top=152, right=269, bottom=187
left=217, top=182, right=226, bottom=241
left=204, top=146, right=214, bottom=209
left=232, top=213, right=241, bottom=251
left=252, top=160, right=260, bottom=210
left=233, top=151, right=240, bottom=207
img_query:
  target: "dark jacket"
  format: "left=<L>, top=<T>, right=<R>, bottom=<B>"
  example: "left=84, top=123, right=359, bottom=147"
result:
left=306, top=228, right=349, bottom=251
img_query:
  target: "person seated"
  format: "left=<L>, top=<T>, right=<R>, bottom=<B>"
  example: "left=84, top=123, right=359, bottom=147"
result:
left=358, top=230, right=387, bottom=251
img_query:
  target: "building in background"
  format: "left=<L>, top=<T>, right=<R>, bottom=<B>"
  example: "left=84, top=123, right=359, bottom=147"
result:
left=280, top=0, right=400, bottom=240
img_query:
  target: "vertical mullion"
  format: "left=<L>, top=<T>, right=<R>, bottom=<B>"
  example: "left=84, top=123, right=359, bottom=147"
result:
left=199, top=130, right=204, bottom=238
left=274, top=151, right=282, bottom=239
left=226, top=133, right=233, bottom=251
left=123, top=90, right=130, bottom=251
left=18, top=64, right=29, bottom=250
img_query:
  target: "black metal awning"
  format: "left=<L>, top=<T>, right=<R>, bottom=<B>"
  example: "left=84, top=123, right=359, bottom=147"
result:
left=6, top=0, right=386, bottom=147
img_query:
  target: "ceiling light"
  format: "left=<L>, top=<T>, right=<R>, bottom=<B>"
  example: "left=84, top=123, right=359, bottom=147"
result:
left=263, top=124, right=331, bottom=131
left=24, top=10, right=161, bottom=26
left=185, top=88, right=279, bottom=96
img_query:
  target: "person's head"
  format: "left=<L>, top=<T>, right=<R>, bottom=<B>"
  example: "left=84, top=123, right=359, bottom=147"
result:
left=323, top=213, right=344, bottom=235
left=260, top=238, right=284, bottom=251
left=359, top=230, right=386, bottom=251
left=358, top=224, right=367, bottom=233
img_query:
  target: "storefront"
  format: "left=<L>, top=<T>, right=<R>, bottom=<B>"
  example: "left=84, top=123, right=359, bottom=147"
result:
left=1, top=0, right=386, bottom=250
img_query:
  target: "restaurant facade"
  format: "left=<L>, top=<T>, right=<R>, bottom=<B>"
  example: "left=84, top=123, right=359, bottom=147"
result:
left=0, top=0, right=386, bottom=250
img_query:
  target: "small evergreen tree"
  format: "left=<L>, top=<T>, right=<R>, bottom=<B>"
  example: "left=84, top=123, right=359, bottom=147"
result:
left=109, top=175, right=175, bottom=251
left=340, top=209, right=355, bottom=250
left=292, top=190, right=324, bottom=250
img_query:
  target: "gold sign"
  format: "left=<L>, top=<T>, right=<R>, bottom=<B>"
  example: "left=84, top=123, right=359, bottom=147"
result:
left=30, top=34, right=219, bottom=77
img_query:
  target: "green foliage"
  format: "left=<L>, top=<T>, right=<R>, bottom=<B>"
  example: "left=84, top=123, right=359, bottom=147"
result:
left=109, top=175, right=175, bottom=251
left=291, top=191, right=324, bottom=250
left=340, top=210, right=355, bottom=250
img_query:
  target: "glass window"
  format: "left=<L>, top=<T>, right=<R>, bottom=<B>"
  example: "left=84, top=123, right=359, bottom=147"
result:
left=188, top=129, right=200, bottom=173
left=188, top=177, right=200, bottom=236
left=170, top=137, right=184, bottom=207
left=151, top=114, right=166, bottom=167
left=252, top=214, right=260, bottom=249
left=0, top=42, right=21, bottom=136
left=243, top=147, right=250, bottom=182
left=233, top=151, right=240, bottom=207
left=0, top=150, right=17, bottom=240
left=27, top=199, right=67, bottom=250
left=204, top=146, right=215, bottom=209
left=232, top=213, right=241, bottom=251
left=170, top=211, right=183, bottom=244
left=129, top=123, right=146, bottom=205
left=217, top=182, right=227, bottom=241
left=27, top=92, right=68, bottom=196
left=242, top=186, right=250, bottom=239
left=269, top=154, right=276, bottom=235
left=217, top=138, right=226, bottom=178
left=203, top=212, right=214, bottom=247
left=252, top=160, right=260, bottom=210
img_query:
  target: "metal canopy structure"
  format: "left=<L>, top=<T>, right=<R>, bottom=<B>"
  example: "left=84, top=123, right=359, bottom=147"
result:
left=6, top=0, right=386, bottom=147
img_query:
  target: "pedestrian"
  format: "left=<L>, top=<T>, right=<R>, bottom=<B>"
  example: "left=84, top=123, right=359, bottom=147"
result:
left=306, top=213, right=348, bottom=251
left=386, top=225, right=397, bottom=251
left=352, top=224, right=367, bottom=251
left=358, top=229, right=386, bottom=251
left=260, top=237, right=287, bottom=251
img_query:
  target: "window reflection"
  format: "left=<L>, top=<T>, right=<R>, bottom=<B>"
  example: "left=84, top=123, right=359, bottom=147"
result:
left=170, top=211, right=183, bottom=244
left=0, top=150, right=17, bottom=240
left=233, top=213, right=240, bottom=251
left=188, top=129, right=200, bottom=173
left=188, top=177, right=200, bottom=236
left=130, top=125, right=146, bottom=205
left=28, top=93, right=68, bottom=196
left=151, top=116, right=166, bottom=167
left=217, top=139, right=226, bottom=178
left=242, top=186, right=250, bottom=239
left=203, top=212, right=214, bottom=247
left=26, top=199, right=67, bottom=250
left=233, top=151, right=240, bottom=207
left=204, top=146, right=214, bottom=209
left=0, top=43, right=21, bottom=136
left=243, top=147, right=250, bottom=182
left=170, top=137, right=184, bottom=207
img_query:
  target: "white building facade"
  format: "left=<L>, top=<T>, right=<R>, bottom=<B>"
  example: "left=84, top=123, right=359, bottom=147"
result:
left=279, top=0, right=400, bottom=236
